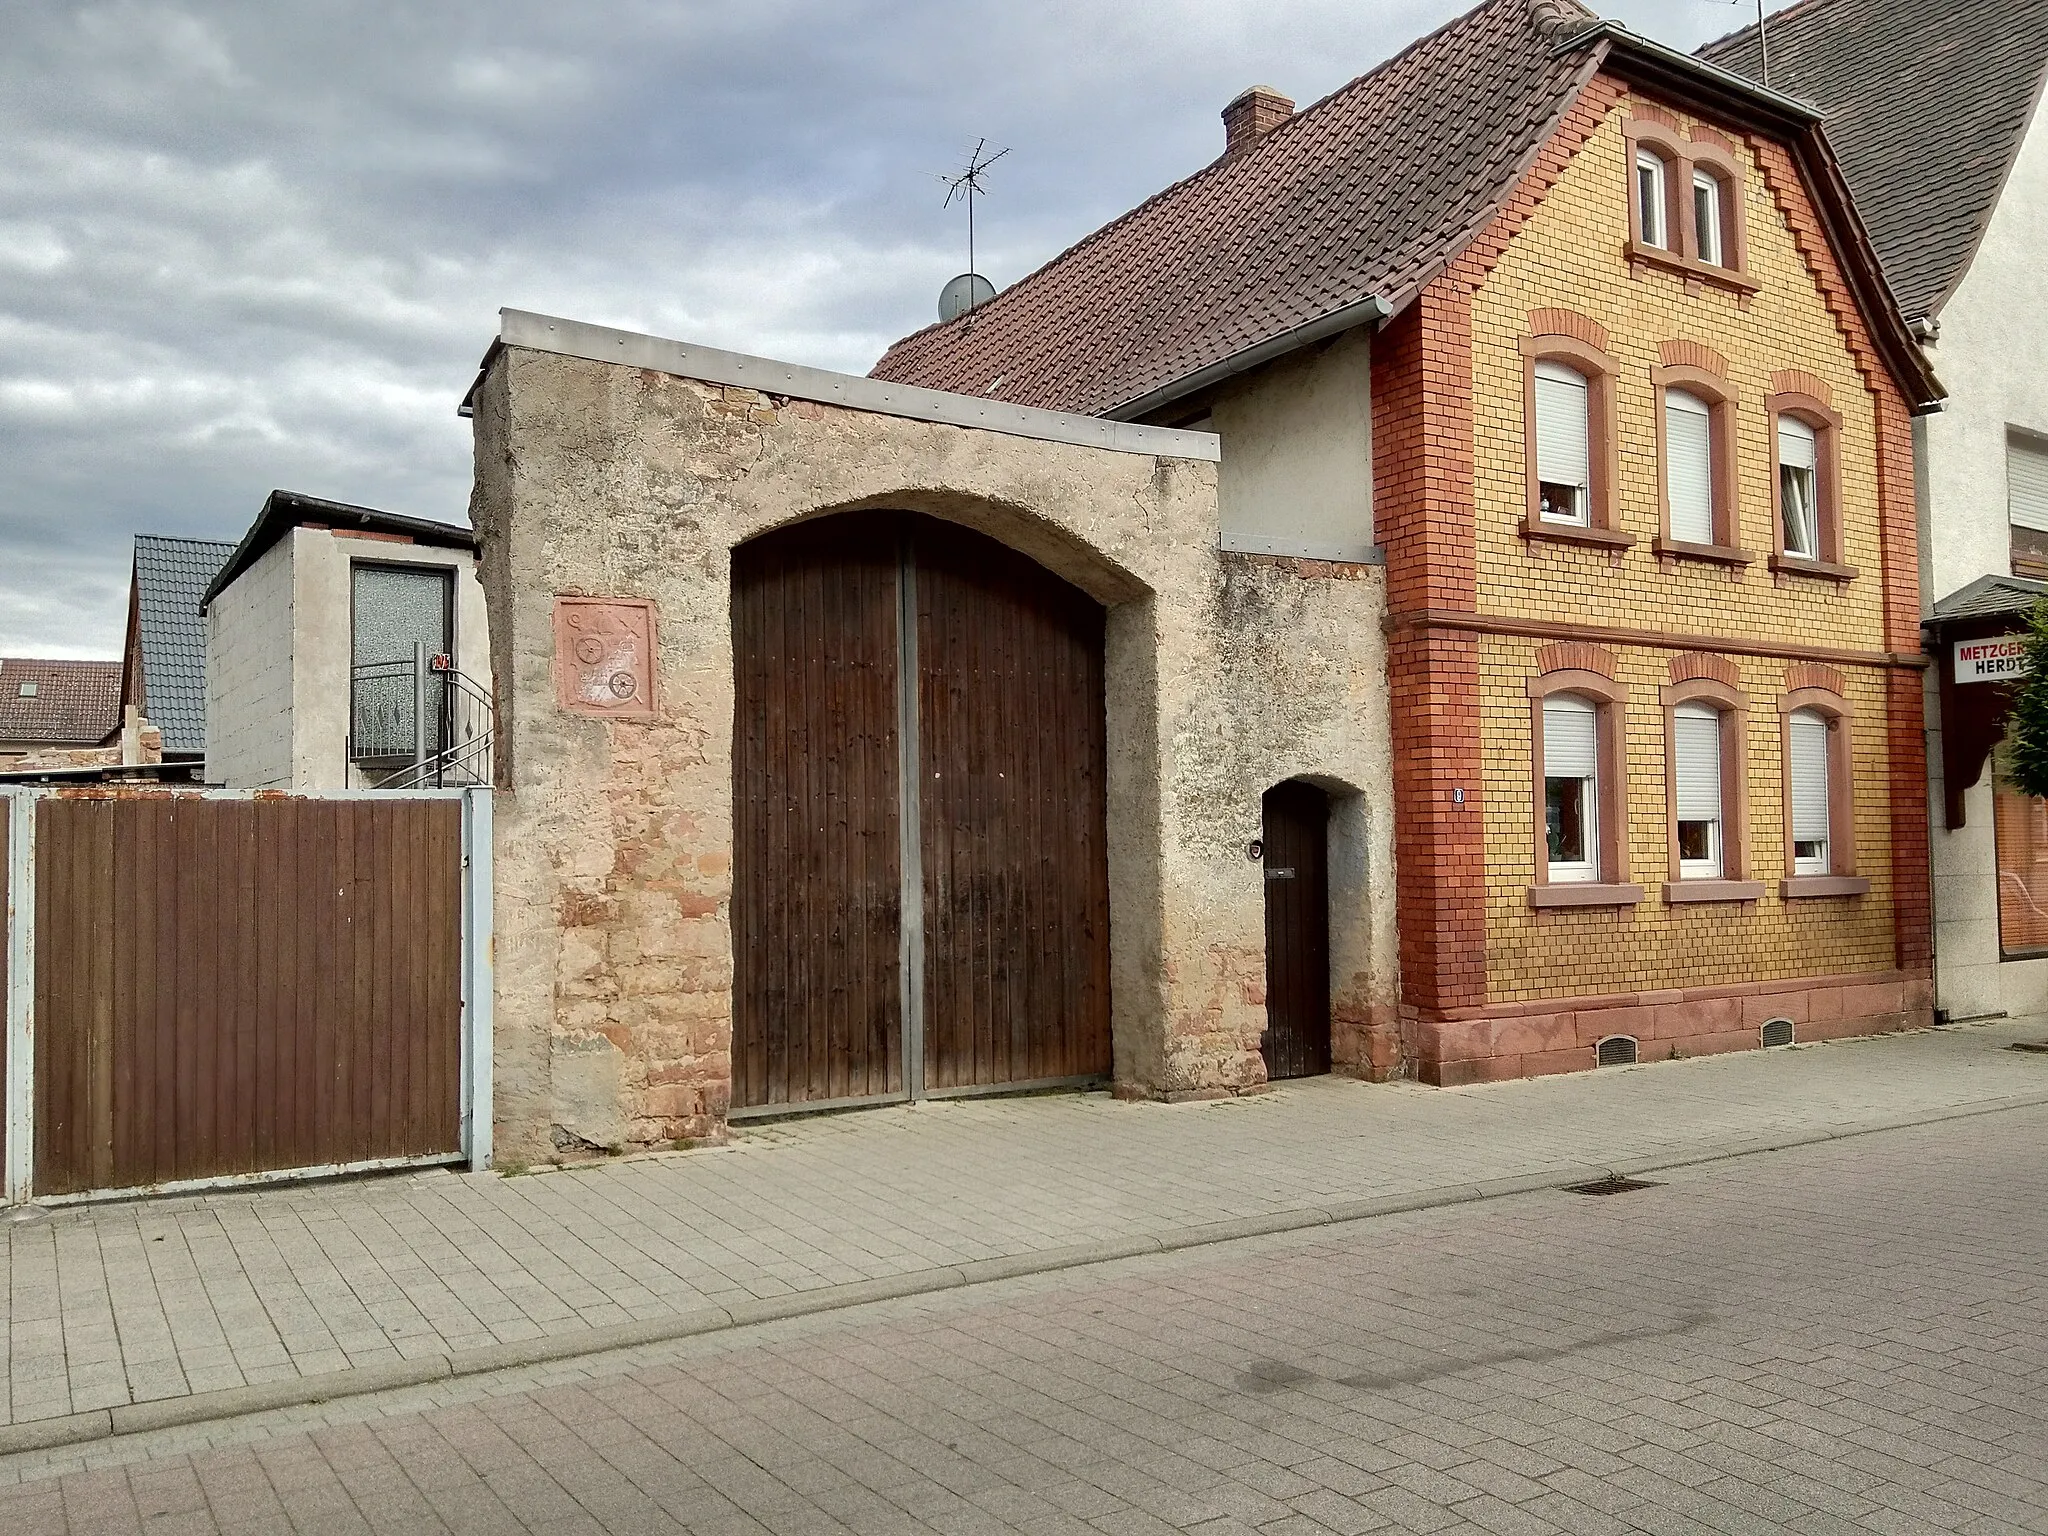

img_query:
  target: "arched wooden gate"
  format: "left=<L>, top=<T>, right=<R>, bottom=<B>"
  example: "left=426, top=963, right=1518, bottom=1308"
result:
left=730, top=511, right=1112, bottom=1112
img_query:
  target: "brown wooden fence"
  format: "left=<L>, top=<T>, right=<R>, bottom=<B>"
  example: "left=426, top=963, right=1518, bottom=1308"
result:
left=18, top=792, right=473, bottom=1197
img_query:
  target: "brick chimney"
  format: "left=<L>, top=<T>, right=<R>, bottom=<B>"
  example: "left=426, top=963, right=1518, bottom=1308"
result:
left=1222, top=86, right=1294, bottom=159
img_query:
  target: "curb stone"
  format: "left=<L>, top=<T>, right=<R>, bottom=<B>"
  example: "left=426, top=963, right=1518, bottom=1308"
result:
left=4, top=1086, right=2046, bottom=1458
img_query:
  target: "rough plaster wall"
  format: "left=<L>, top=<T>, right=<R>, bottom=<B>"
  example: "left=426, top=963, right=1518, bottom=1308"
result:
left=204, top=536, right=295, bottom=789
left=475, top=347, right=1397, bottom=1156
left=290, top=531, right=491, bottom=791
left=1212, top=329, right=1376, bottom=560
left=1918, top=102, right=2048, bottom=1021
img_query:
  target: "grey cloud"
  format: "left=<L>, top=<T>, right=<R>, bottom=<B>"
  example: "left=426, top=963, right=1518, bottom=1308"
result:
left=0, top=0, right=1763, bottom=656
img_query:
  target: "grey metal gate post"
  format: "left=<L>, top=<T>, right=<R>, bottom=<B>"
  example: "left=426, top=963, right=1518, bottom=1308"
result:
left=460, top=787, right=495, bottom=1170
left=4, top=790, right=36, bottom=1205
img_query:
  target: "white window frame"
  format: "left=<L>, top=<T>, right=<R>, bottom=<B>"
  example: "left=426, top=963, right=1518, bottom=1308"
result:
left=1778, top=416, right=1820, bottom=558
left=1673, top=702, right=1724, bottom=880
left=1664, top=388, right=1716, bottom=546
left=1544, top=694, right=1600, bottom=884
left=1789, top=708, right=1831, bottom=875
left=1692, top=169, right=1723, bottom=266
left=1533, top=360, right=1591, bottom=527
left=1636, top=150, right=1668, bottom=250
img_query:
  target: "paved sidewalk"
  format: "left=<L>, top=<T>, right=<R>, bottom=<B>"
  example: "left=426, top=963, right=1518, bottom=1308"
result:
left=3, top=1018, right=2044, bottom=1443
left=3, top=1084, right=2045, bottom=1530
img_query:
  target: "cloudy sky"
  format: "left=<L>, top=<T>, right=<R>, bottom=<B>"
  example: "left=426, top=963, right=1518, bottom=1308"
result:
left=1, top=0, right=1777, bottom=657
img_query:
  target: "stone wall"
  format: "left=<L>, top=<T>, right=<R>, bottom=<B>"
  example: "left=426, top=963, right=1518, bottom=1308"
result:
left=470, top=342, right=1398, bottom=1159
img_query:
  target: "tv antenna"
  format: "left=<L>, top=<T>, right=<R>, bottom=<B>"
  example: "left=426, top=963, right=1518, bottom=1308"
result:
left=936, top=138, right=1008, bottom=322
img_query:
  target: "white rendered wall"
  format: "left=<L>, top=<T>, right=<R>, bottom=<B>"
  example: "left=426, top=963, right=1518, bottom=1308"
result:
left=1921, top=100, right=2048, bottom=1020
left=291, top=529, right=490, bottom=790
left=1209, top=328, right=1376, bottom=561
left=204, top=537, right=296, bottom=789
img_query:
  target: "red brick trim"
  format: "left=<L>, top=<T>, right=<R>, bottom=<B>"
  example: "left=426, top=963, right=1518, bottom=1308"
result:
left=1784, top=662, right=1845, bottom=695
left=1658, top=339, right=1727, bottom=376
left=1528, top=308, right=1609, bottom=351
left=1538, top=641, right=1616, bottom=678
left=1771, top=369, right=1833, bottom=406
left=1391, top=610, right=1927, bottom=670
left=1669, top=652, right=1739, bottom=687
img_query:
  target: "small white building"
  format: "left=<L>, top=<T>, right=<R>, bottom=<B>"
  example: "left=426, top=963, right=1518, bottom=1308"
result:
left=203, top=490, right=492, bottom=791
left=1705, top=0, right=2048, bottom=1020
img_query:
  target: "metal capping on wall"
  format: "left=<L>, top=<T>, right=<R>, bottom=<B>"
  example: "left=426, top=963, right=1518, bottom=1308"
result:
left=0, top=786, right=495, bottom=1208
left=480, top=309, right=1224, bottom=464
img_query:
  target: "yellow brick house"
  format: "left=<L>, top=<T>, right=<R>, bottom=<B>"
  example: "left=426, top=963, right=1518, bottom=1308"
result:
left=875, top=0, right=1943, bottom=1084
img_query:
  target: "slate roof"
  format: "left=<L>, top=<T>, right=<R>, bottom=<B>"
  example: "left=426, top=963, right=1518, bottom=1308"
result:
left=1699, top=0, right=2048, bottom=322
left=132, top=534, right=233, bottom=756
left=871, top=0, right=1606, bottom=417
left=0, top=659, right=122, bottom=746
left=1929, top=572, right=2048, bottom=622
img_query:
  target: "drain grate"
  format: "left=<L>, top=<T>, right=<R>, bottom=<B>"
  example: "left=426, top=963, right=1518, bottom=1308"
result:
left=2009, top=1040, right=2048, bottom=1054
left=1565, top=1174, right=1661, bottom=1197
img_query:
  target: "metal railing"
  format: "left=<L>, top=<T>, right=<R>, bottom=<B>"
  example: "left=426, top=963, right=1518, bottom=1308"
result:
left=349, top=644, right=494, bottom=789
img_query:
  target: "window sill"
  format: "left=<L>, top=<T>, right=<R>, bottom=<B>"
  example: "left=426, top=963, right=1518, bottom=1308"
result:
left=1652, top=537, right=1754, bottom=568
left=1624, top=240, right=1760, bottom=296
left=1529, top=882, right=1644, bottom=909
left=1521, top=519, right=1637, bottom=552
left=1770, top=553, right=1858, bottom=583
left=1663, top=879, right=1766, bottom=904
left=1781, top=875, right=1870, bottom=899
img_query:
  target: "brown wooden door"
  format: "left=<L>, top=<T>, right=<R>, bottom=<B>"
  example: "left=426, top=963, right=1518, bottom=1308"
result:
left=1261, top=780, right=1331, bottom=1080
left=916, top=519, right=1111, bottom=1091
left=730, top=511, right=1110, bottom=1110
left=731, top=515, right=905, bottom=1110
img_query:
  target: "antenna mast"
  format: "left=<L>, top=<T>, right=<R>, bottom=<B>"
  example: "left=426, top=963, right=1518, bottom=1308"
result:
left=1757, top=0, right=1770, bottom=86
left=941, top=139, right=1009, bottom=309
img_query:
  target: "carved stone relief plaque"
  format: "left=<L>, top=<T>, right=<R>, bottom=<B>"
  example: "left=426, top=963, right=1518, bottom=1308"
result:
left=553, top=597, right=658, bottom=720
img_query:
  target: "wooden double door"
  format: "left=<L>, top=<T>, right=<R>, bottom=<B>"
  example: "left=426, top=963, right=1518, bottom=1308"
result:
left=731, top=511, right=1112, bottom=1111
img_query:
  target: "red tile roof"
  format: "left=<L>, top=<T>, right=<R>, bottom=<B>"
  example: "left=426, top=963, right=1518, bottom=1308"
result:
left=0, top=658, right=122, bottom=746
left=872, top=0, right=1603, bottom=416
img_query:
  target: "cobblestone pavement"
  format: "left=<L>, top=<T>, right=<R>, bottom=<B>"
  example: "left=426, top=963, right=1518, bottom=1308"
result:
left=1, top=1092, right=2044, bottom=1532
left=3, top=1019, right=2045, bottom=1432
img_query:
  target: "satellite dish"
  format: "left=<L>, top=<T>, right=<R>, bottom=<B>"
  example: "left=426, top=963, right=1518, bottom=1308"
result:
left=939, top=272, right=996, bottom=322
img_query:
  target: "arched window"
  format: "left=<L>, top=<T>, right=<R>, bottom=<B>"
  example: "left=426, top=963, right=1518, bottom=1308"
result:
left=1787, top=707, right=1831, bottom=874
left=1673, top=701, right=1724, bottom=878
left=1768, top=391, right=1848, bottom=578
left=1778, top=416, right=1820, bottom=558
left=1530, top=667, right=1639, bottom=908
left=1663, top=389, right=1716, bottom=545
left=1534, top=361, right=1591, bottom=526
left=1544, top=693, right=1600, bottom=882
left=1520, top=327, right=1625, bottom=546
left=1635, top=148, right=1671, bottom=251
left=1778, top=688, right=1867, bottom=896
left=1691, top=167, right=1729, bottom=267
left=1662, top=672, right=1759, bottom=902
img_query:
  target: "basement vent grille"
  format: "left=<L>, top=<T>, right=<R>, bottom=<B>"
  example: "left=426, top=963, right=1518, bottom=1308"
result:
left=1761, top=1017, right=1795, bottom=1049
left=1565, top=1174, right=1661, bottom=1196
left=1596, top=1035, right=1638, bottom=1067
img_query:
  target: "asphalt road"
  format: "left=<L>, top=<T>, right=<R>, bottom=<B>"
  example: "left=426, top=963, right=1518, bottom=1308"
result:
left=2, top=1102, right=2044, bottom=1534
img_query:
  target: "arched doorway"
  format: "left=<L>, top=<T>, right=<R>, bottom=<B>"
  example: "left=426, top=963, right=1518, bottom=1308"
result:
left=1261, top=780, right=1332, bottom=1079
left=730, top=510, right=1112, bottom=1112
